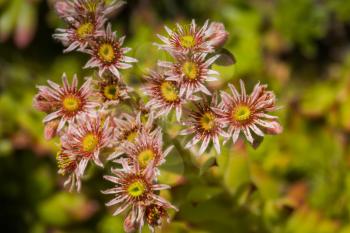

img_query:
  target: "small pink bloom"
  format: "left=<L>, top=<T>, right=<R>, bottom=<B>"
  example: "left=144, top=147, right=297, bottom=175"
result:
left=34, top=73, right=97, bottom=135
left=158, top=53, right=220, bottom=98
left=207, top=22, right=229, bottom=48
left=218, top=80, right=282, bottom=145
left=142, top=70, right=197, bottom=121
left=180, top=97, right=228, bottom=155
left=83, top=24, right=137, bottom=79
left=155, top=20, right=215, bottom=55
left=102, top=159, right=177, bottom=231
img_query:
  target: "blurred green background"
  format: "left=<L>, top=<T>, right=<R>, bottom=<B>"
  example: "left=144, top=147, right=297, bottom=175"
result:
left=1, top=0, right=350, bottom=232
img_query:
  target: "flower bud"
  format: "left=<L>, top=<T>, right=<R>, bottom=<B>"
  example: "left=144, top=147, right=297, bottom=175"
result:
left=123, top=212, right=138, bottom=233
left=265, top=121, right=283, bottom=135
left=33, top=94, right=55, bottom=113
left=145, top=204, right=168, bottom=227
left=44, top=119, right=60, bottom=140
left=207, top=22, right=229, bottom=48
left=54, top=1, right=72, bottom=18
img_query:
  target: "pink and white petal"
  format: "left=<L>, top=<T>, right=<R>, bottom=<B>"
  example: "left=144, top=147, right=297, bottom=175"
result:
left=185, top=136, right=200, bottom=149
left=175, top=107, right=182, bottom=121
left=239, top=79, right=247, bottom=100
left=232, top=129, right=240, bottom=144
left=163, top=145, right=174, bottom=158
left=112, top=202, right=130, bottom=216
left=242, top=127, right=254, bottom=144
left=228, top=83, right=240, bottom=100
left=179, top=128, right=194, bottom=136
left=250, top=124, right=264, bottom=137
left=104, top=175, right=122, bottom=184
left=198, top=136, right=210, bottom=155
left=101, top=187, right=123, bottom=195
left=204, top=54, right=220, bottom=67
left=198, top=83, right=212, bottom=96
left=106, top=195, right=128, bottom=206
left=164, top=26, right=173, bottom=36
left=213, top=136, right=221, bottom=154
left=109, top=66, right=121, bottom=78
left=152, top=184, right=171, bottom=190
left=43, top=111, right=61, bottom=123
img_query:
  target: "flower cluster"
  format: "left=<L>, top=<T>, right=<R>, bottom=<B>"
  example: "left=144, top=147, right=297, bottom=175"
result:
left=147, top=20, right=282, bottom=155
left=34, top=1, right=177, bottom=231
left=33, top=1, right=283, bottom=232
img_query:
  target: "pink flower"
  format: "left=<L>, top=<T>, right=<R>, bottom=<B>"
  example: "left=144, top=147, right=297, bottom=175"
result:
left=218, top=80, right=282, bottom=145
left=155, top=20, right=215, bottom=55
left=158, top=53, right=220, bottom=98
left=53, top=14, right=106, bottom=53
left=111, top=112, right=154, bottom=147
left=61, top=114, right=113, bottom=167
left=111, top=128, right=173, bottom=170
left=91, top=72, right=132, bottom=108
left=83, top=24, right=137, bottom=78
left=59, top=114, right=113, bottom=191
left=35, top=73, right=97, bottom=136
left=142, top=70, right=198, bottom=121
left=206, top=22, right=229, bottom=48
left=102, top=159, right=176, bottom=231
left=180, top=97, right=228, bottom=155
left=55, top=0, right=125, bottom=20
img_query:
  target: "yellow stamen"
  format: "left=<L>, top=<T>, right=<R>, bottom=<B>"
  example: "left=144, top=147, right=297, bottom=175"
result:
left=56, top=151, right=75, bottom=175
left=103, top=84, right=119, bottom=100
left=76, top=22, right=94, bottom=39
left=98, top=43, right=115, bottom=63
left=200, top=112, right=215, bottom=131
left=160, top=81, right=179, bottom=102
left=126, top=130, right=138, bottom=142
left=232, top=105, right=251, bottom=122
left=62, top=95, right=81, bottom=112
left=127, top=180, right=146, bottom=197
left=85, top=1, right=98, bottom=12
left=182, top=61, right=198, bottom=80
left=82, top=133, right=99, bottom=152
left=180, top=35, right=195, bottom=48
left=138, top=149, right=155, bottom=168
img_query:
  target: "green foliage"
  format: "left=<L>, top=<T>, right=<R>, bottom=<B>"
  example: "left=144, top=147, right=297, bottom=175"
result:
left=273, top=0, right=328, bottom=56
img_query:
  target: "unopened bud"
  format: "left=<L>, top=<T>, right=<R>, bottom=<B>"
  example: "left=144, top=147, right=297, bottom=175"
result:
left=265, top=121, right=283, bottom=135
left=145, top=204, right=168, bottom=228
left=123, top=212, right=139, bottom=233
left=44, top=120, right=60, bottom=140
left=207, top=22, right=229, bottom=48
left=33, top=94, right=55, bottom=113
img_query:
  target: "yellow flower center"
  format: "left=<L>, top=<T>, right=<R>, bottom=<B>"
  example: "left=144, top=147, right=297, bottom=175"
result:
left=126, top=130, right=138, bottom=142
left=138, top=149, right=155, bottom=168
left=103, top=84, right=119, bottom=100
left=200, top=112, right=215, bottom=131
left=232, top=105, right=251, bottom=122
left=182, top=61, right=198, bottom=80
left=180, top=35, right=195, bottom=48
left=98, top=43, right=115, bottom=63
left=127, top=180, right=146, bottom=197
left=62, top=95, right=81, bottom=112
left=76, top=22, right=94, bottom=39
left=82, top=133, right=99, bottom=152
left=160, top=81, right=179, bottom=102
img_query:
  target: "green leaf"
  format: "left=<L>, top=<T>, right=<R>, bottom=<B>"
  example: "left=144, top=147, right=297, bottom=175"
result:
left=214, top=48, right=236, bottom=66
left=224, top=153, right=250, bottom=194
left=187, top=185, right=222, bottom=203
left=199, top=156, right=217, bottom=176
